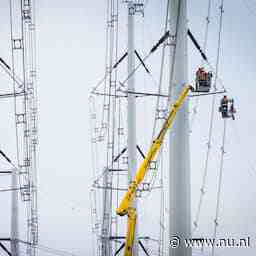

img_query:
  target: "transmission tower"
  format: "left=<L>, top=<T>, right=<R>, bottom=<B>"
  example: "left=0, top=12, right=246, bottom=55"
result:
left=90, top=1, right=170, bottom=255
left=0, top=1, right=38, bottom=256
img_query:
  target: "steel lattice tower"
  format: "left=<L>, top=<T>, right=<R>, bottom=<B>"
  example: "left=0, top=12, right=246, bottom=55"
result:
left=0, top=1, right=38, bottom=256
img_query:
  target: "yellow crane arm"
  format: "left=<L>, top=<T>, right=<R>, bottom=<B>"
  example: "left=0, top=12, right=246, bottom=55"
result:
left=124, top=207, right=137, bottom=256
left=116, top=84, right=193, bottom=216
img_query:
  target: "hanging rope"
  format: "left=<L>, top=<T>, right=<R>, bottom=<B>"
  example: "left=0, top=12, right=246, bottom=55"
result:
left=193, top=0, right=225, bottom=233
left=212, top=119, right=227, bottom=256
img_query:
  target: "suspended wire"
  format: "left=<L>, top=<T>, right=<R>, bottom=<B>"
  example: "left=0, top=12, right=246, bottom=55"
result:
left=36, top=245, right=80, bottom=256
left=140, top=0, right=170, bottom=193
left=190, top=0, right=212, bottom=132
left=89, top=96, right=98, bottom=181
left=152, top=0, right=170, bottom=138
left=118, top=31, right=170, bottom=90
left=9, top=0, right=21, bottom=169
left=142, top=1, right=170, bottom=254
left=166, top=0, right=182, bottom=106
left=18, top=240, right=82, bottom=256
left=92, top=14, right=151, bottom=94
left=112, top=1, right=120, bottom=254
left=193, top=0, right=225, bottom=233
left=99, top=1, right=120, bottom=255
left=146, top=0, right=180, bottom=193
left=149, top=1, right=180, bottom=252
left=150, top=0, right=183, bottom=198
left=9, top=4, right=33, bottom=238
left=212, top=119, right=227, bottom=256
left=115, top=98, right=122, bottom=249
left=99, top=0, right=111, bottom=140
left=213, top=2, right=225, bottom=92
left=158, top=145, right=165, bottom=256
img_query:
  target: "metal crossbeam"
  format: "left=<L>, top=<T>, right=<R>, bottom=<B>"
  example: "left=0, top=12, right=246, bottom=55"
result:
left=0, top=242, right=12, bottom=256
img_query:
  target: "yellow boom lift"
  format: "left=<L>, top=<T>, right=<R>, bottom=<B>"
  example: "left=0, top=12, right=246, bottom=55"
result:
left=116, top=84, right=194, bottom=256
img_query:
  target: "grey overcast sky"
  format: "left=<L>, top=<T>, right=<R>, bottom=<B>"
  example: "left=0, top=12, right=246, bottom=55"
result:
left=1, top=0, right=256, bottom=256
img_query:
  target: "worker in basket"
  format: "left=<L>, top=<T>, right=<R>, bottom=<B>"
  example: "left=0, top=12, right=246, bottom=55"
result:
left=219, top=95, right=236, bottom=120
left=195, top=67, right=212, bottom=92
